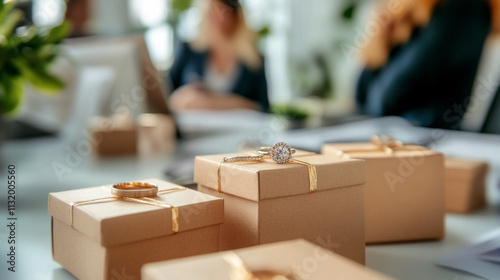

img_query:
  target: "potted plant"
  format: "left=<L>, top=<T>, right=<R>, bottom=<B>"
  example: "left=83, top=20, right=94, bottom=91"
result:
left=0, top=0, right=69, bottom=141
left=0, top=0, right=69, bottom=163
left=0, top=0, right=69, bottom=115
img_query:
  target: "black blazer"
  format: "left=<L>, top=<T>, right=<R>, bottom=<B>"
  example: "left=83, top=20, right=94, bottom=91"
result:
left=356, top=0, right=491, bottom=129
left=169, top=42, right=270, bottom=112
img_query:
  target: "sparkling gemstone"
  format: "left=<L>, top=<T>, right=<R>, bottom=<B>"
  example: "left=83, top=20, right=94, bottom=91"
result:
left=271, top=142, right=292, bottom=164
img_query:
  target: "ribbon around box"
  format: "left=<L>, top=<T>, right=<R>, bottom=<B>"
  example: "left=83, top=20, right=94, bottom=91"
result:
left=223, top=251, right=298, bottom=280
left=68, top=182, right=185, bottom=234
left=216, top=147, right=318, bottom=194
left=337, top=135, right=421, bottom=157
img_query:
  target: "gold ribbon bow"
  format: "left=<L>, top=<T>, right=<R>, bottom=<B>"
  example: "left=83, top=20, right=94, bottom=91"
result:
left=68, top=183, right=185, bottom=234
left=223, top=252, right=300, bottom=280
left=370, top=135, right=404, bottom=154
left=337, top=135, right=419, bottom=157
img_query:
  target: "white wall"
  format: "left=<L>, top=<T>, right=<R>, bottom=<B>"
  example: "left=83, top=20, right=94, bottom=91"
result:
left=245, top=0, right=374, bottom=103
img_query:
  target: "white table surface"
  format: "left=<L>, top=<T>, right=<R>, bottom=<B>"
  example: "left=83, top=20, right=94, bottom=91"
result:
left=1, top=116, right=499, bottom=280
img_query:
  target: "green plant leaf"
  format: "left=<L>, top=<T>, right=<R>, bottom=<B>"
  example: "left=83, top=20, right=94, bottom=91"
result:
left=24, top=33, right=43, bottom=49
left=0, top=1, right=16, bottom=23
left=36, top=44, right=57, bottom=60
left=19, top=25, right=37, bottom=42
left=342, top=4, right=356, bottom=21
left=271, top=104, right=309, bottom=120
left=11, top=58, right=64, bottom=94
left=3, top=60, right=21, bottom=76
left=0, top=9, right=23, bottom=39
left=171, top=0, right=192, bottom=13
left=43, top=21, right=71, bottom=44
left=0, top=74, right=24, bottom=115
left=258, top=26, right=271, bottom=39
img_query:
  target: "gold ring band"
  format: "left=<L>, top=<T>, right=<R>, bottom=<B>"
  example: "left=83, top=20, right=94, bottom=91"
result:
left=111, top=182, right=158, bottom=198
left=223, top=155, right=263, bottom=162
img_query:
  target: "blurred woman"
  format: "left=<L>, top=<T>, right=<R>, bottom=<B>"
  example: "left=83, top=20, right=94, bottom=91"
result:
left=356, top=0, right=500, bottom=129
left=168, top=0, right=269, bottom=112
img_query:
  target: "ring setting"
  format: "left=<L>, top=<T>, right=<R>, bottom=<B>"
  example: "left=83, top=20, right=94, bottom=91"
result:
left=223, top=142, right=296, bottom=164
left=259, top=142, right=295, bottom=164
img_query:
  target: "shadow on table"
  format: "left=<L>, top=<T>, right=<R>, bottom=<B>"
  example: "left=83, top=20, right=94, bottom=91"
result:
left=52, top=267, right=77, bottom=280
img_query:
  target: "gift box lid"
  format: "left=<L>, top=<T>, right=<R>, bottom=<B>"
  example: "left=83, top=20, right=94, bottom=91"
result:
left=445, top=157, right=489, bottom=181
left=322, top=143, right=441, bottom=159
left=142, top=239, right=394, bottom=280
left=194, top=151, right=366, bottom=202
left=48, top=178, right=223, bottom=247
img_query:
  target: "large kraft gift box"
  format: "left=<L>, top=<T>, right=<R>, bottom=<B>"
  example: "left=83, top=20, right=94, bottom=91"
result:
left=194, top=150, right=366, bottom=264
left=445, top=157, right=489, bottom=213
left=48, top=178, right=223, bottom=280
left=322, top=138, right=445, bottom=244
left=142, top=239, right=394, bottom=280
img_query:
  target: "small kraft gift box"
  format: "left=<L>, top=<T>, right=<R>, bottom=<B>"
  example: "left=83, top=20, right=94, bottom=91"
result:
left=48, top=178, right=223, bottom=280
left=194, top=145, right=367, bottom=264
left=322, top=135, right=445, bottom=244
left=142, top=239, right=395, bottom=280
left=89, top=114, right=138, bottom=157
left=445, top=157, right=489, bottom=213
left=138, top=113, right=177, bottom=156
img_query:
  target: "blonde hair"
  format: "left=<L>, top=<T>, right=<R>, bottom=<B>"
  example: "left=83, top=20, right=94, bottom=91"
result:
left=190, top=0, right=262, bottom=69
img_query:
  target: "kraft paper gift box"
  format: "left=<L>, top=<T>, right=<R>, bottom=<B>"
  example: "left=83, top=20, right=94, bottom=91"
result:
left=194, top=150, right=366, bottom=264
left=89, top=116, right=138, bottom=157
left=445, top=157, right=489, bottom=213
left=48, top=178, right=223, bottom=280
left=142, top=239, right=394, bottom=280
left=322, top=137, right=445, bottom=244
left=138, top=114, right=176, bottom=156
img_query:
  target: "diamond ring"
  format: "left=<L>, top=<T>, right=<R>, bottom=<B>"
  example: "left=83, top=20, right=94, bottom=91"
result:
left=219, top=142, right=317, bottom=193
left=223, top=142, right=296, bottom=164
left=257, top=142, right=296, bottom=164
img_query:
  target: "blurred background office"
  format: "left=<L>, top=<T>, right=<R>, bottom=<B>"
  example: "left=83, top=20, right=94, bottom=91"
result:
left=357, top=0, right=500, bottom=129
left=4, top=2, right=500, bottom=280
left=3, top=0, right=500, bottom=141
left=168, top=0, right=269, bottom=112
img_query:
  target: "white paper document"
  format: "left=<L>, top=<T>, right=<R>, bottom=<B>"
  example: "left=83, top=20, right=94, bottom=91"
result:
left=436, top=228, right=500, bottom=279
